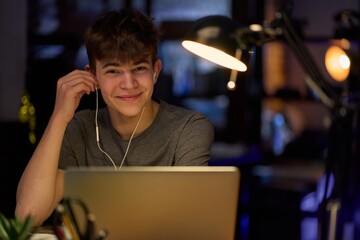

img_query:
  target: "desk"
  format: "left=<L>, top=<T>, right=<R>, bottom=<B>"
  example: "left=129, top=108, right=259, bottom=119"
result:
left=251, top=160, right=324, bottom=240
left=31, top=226, right=56, bottom=240
left=30, top=233, right=57, bottom=240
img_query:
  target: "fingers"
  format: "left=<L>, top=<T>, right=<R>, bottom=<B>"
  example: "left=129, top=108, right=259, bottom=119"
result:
left=58, top=70, right=98, bottom=95
left=52, top=69, right=98, bottom=123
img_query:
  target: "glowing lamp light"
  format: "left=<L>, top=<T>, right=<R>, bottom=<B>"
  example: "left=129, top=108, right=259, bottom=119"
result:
left=182, top=13, right=342, bottom=109
left=227, top=80, right=236, bottom=89
left=325, top=45, right=350, bottom=82
left=181, top=15, right=253, bottom=89
left=182, top=40, right=247, bottom=72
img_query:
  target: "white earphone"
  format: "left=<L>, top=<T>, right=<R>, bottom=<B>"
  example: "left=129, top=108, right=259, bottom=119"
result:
left=94, top=88, right=145, bottom=171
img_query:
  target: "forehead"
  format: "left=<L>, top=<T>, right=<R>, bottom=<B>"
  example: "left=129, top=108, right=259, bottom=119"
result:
left=96, top=56, right=152, bottom=68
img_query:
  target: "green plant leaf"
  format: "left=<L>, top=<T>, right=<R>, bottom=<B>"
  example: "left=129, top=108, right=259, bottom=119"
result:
left=17, top=216, right=32, bottom=240
left=0, top=213, right=10, bottom=239
left=0, top=213, right=33, bottom=240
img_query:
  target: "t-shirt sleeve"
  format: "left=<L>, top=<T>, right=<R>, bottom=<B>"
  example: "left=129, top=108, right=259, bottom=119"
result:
left=174, top=113, right=214, bottom=166
left=58, top=120, right=81, bottom=170
left=58, top=127, right=77, bottom=170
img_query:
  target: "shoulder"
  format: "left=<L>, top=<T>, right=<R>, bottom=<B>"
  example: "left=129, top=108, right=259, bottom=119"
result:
left=158, top=100, right=214, bottom=132
left=159, top=100, right=206, bottom=120
left=64, top=108, right=105, bottom=142
left=75, top=108, right=93, bottom=117
left=67, top=108, right=102, bottom=131
left=71, top=109, right=95, bottom=124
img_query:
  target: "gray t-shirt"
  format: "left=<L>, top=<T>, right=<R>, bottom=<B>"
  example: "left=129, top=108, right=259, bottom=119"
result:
left=59, top=100, right=214, bottom=169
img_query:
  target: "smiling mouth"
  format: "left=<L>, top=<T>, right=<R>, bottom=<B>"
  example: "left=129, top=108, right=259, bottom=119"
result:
left=117, top=92, right=142, bottom=101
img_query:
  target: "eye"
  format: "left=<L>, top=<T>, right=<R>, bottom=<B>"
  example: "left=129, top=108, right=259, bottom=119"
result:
left=105, top=68, right=120, bottom=74
left=133, top=65, right=149, bottom=73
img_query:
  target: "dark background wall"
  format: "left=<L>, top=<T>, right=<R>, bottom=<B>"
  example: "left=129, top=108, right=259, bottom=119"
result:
left=0, top=1, right=359, bottom=239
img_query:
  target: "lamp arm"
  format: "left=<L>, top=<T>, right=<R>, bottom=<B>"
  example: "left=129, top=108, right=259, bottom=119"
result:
left=271, top=12, right=355, bottom=240
left=272, top=12, right=348, bottom=117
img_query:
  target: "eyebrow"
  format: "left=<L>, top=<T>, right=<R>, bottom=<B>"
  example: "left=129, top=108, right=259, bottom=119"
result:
left=101, top=62, right=120, bottom=68
left=101, top=59, right=151, bottom=68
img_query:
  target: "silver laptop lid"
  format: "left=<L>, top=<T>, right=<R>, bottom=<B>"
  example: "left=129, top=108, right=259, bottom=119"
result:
left=64, top=166, right=240, bottom=240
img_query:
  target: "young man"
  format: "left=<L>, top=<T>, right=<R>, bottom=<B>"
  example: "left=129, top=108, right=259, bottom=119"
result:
left=15, top=9, right=214, bottom=226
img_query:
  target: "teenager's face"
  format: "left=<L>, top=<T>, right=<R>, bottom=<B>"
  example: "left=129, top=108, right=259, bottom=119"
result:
left=95, top=57, right=162, bottom=118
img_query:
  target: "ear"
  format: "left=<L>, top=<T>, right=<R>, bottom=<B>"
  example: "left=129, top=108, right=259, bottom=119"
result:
left=85, top=64, right=91, bottom=72
left=85, top=64, right=99, bottom=89
left=153, top=59, right=162, bottom=83
left=85, top=64, right=96, bottom=74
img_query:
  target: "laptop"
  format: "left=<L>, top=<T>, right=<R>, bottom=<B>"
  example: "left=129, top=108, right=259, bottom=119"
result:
left=63, top=166, right=240, bottom=240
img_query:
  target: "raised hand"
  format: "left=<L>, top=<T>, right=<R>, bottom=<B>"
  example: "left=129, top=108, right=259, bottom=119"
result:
left=52, top=69, right=98, bottom=123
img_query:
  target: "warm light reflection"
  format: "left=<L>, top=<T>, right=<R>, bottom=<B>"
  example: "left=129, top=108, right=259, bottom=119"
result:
left=325, top=45, right=350, bottom=82
left=182, top=40, right=247, bottom=72
left=249, top=24, right=262, bottom=32
left=227, top=81, right=236, bottom=90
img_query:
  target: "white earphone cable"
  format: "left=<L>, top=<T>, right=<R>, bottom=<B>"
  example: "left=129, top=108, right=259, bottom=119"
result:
left=95, top=88, right=145, bottom=171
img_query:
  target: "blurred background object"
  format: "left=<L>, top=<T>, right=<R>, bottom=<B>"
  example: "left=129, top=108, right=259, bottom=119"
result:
left=0, top=1, right=359, bottom=239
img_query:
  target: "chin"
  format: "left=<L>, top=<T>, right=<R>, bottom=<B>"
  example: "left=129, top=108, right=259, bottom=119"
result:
left=115, top=105, right=145, bottom=118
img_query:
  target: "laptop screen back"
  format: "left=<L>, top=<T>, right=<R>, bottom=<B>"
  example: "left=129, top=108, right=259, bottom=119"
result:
left=64, top=166, right=240, bottom=240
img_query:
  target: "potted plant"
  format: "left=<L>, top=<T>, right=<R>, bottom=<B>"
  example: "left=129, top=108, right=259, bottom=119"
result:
left=0, top=213, right=32, bottom=240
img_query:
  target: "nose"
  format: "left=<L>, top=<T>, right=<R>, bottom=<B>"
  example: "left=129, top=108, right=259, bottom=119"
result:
left=119, top=72, right=137, bottom=89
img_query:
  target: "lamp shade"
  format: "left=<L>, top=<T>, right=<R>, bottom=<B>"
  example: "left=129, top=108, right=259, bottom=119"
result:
left=182, top=15, right=248, bottom=72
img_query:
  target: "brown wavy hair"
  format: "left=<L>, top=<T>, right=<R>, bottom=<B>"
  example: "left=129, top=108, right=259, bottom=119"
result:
left=84, top=8, right=160, bottom=70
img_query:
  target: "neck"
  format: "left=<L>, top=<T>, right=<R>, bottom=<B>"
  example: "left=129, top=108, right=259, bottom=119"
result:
left=109, top=100, right=159, bottom=140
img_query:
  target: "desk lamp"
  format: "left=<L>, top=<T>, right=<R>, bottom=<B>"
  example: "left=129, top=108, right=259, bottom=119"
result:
left=325, top=40, right=351, bottom=82
left=182, top=15, right=250, bottom=90
left=325, top=10, right=360, bottom=84
left=182, top=12, right=344, bottom=110
left=182, top=10, right=356, bottom=240
left=324, top=9, right=360, bottom=83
